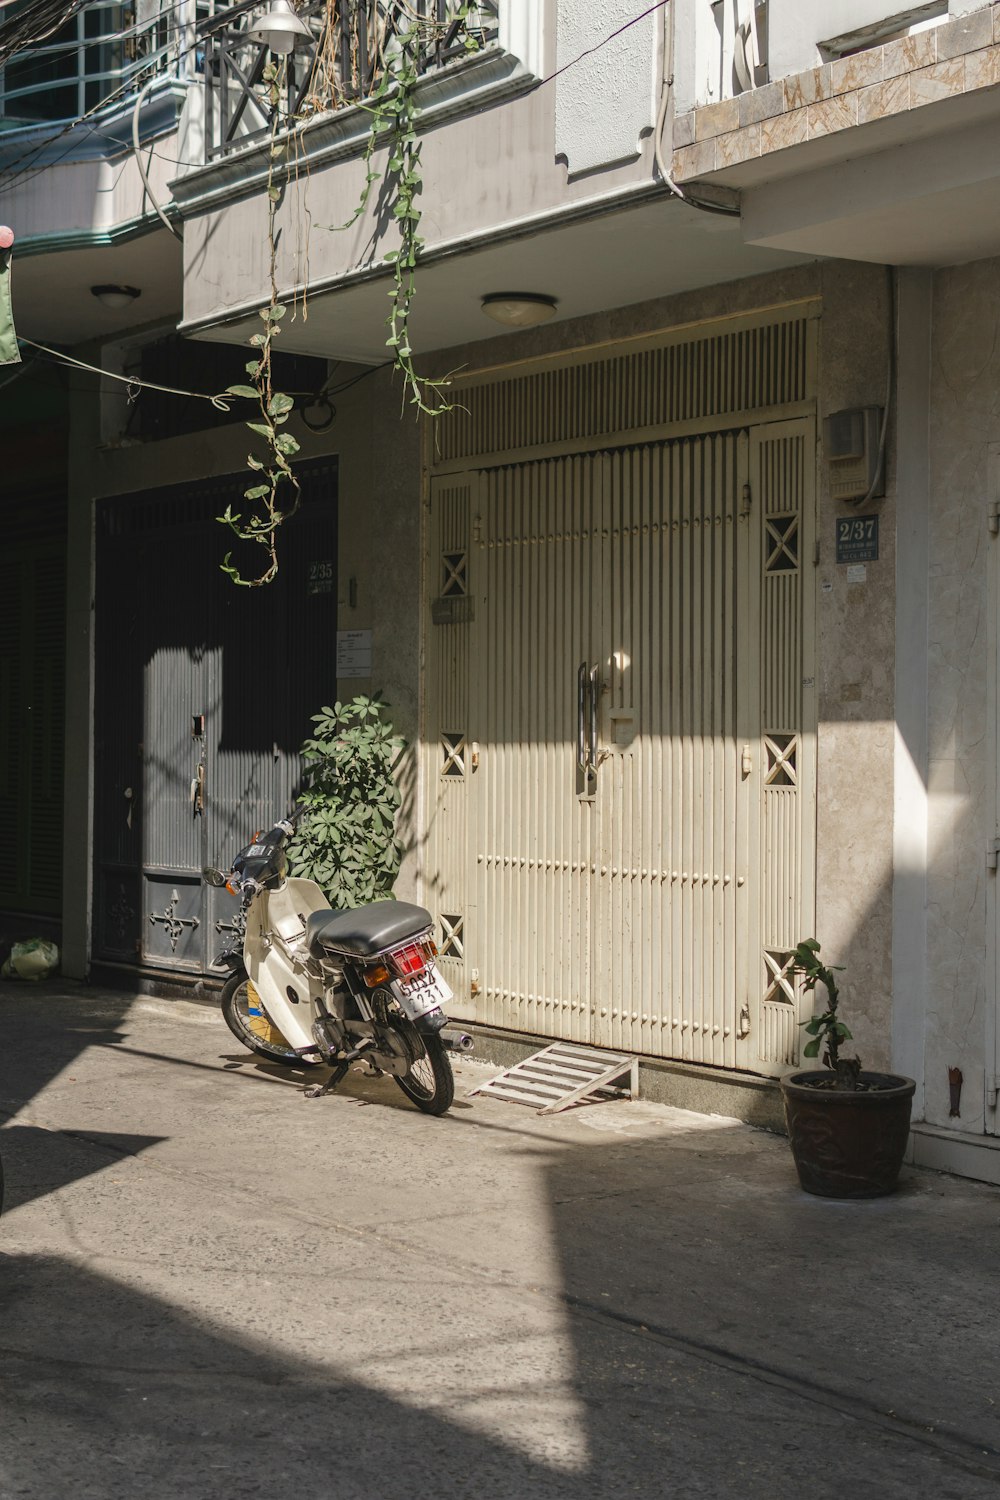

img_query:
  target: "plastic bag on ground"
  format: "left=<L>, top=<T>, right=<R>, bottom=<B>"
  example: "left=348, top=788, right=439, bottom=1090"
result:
left=1, top=939, right=59, bottom=981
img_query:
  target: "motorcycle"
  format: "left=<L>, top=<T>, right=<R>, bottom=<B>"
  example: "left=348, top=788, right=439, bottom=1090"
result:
left=202, top=818, right=472, bottom=1114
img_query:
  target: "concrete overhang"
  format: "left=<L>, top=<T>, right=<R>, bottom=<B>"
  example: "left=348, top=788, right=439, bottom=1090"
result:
left=671, top=27, right=1000, bottom=269
left=178, top=192, right=815, bottom=364
left=738, top=109, right=1000, bottom=265
left=9, top=230, right=183, bottom=346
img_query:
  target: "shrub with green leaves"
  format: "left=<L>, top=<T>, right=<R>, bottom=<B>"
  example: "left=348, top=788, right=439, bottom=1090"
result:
left=288, top=697, right=404, bottom=907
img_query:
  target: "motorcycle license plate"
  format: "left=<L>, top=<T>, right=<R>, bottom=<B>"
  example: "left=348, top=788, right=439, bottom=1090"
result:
left=398, top=965, right=453, bottom=1014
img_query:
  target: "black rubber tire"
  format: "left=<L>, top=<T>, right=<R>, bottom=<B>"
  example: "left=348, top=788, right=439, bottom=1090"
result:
left=221, top=973, right=321, bottom=1068
left=394, top=1033, right=455, bottom=1116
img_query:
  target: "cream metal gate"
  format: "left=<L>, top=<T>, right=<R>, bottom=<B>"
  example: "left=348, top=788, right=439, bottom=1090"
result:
left=423, top=324, right=817, bottom=1075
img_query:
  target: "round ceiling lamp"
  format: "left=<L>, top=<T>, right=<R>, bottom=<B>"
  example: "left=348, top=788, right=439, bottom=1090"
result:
left=481, top=293, right=558, bottom=329
left=247, top=0, right=311, bottom=54
left=91, top=284, right=142, bottom=310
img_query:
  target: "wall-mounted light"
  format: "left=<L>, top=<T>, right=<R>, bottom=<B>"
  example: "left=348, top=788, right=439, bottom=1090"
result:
left=481, top=293, right=558, bottom=329
left=91, top=284, right=141, bottom=310
left=247, top=0, right=311, bottom=54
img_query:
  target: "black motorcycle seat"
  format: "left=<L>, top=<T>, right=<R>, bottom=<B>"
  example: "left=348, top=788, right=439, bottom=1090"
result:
left=306, top=901, right=432, bottom=959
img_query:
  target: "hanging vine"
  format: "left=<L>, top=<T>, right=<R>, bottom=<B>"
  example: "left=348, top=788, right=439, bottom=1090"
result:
left=330, top=4, right=488, bottom=414
left=217, top=3, right=492, bottom=584
left=217, top=58, right=302, bottom=587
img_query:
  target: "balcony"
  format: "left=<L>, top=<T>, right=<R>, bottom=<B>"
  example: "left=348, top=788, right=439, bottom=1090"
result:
left=0, top=0, right=211, bottom=138
left=672, top=1, right=1000, bottom=268
left=201, top=0, right=500, bottom=160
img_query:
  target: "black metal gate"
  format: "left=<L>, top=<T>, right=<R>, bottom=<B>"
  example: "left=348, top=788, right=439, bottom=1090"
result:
left=0, top=493, right=66, bottom=919
left=93, top=461, right=337, bottom=975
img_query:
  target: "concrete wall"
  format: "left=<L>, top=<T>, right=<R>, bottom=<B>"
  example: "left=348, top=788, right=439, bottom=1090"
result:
left=922, top=255, right=1000, bottom=1132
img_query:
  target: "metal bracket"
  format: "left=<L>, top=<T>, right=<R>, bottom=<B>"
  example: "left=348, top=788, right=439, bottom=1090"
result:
left=987, top=839, right=1000, bottom=872
left=989, top=500, right=1000, bottom=536
left=987, top=1074, right=999, bottom=1108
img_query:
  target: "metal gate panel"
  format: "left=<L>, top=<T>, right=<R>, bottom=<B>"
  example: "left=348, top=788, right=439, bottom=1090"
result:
left=593, top=434, right=748, bottom=1064
left=423, top=475, right=479, bottom=1014
left=422, top=424, right=816, bottom=1074
left=0, top=531, right=66, bottom=917
left=94, top=462, right=337, bottom=974
left=471, top=456, right=604, bottom=1040
left=751, top=418, right=817, bottom=1070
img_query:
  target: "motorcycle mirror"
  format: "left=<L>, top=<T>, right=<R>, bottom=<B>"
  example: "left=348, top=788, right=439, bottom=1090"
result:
left=202, top=867, right=228, bottom=888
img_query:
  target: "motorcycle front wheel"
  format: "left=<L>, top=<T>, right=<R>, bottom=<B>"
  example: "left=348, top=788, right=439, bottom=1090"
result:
left=394, top=1034, right=455, bottom=1116
left=221, top=973, right=321, bottom=1069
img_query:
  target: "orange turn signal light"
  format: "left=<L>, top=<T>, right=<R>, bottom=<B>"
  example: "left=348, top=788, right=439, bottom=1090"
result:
left=363, top=963, right=391, bottom=988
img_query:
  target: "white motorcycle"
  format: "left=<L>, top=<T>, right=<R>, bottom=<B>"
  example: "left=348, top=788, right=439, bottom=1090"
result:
left=202, top=818, right=471, bottom=1114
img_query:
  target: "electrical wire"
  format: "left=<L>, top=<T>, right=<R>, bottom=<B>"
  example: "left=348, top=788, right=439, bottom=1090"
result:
left=19, top=335, right=235, bottom=406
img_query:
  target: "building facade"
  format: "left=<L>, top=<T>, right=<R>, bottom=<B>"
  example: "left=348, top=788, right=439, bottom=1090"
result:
left=5, top=0, right=1000, bottom=1181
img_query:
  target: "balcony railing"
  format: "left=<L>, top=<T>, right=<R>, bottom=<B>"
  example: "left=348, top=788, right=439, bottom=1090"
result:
left=0, top=0, right=230, bottom=130
left=202, top=0, right=500, bottom=161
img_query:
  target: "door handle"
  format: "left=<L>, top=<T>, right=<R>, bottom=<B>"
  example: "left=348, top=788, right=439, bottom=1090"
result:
left=577, top=662, right=601, bottom=782
left=589, top=665, right=599, bottom=770
left=577, top=662, right=588, bottom=772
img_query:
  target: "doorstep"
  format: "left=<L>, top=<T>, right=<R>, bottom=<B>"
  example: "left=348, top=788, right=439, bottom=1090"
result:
left=88, top=960, right=224, bottom=1005
left=906, top=1122, right=1000, bottom=1188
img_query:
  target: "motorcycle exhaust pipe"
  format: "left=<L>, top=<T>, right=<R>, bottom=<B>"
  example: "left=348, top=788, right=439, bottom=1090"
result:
left=441, top=1031, right=474, bottom=1054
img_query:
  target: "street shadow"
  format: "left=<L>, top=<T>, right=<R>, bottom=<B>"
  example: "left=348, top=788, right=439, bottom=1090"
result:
left=0, top=1125, right=165, bottom=1214
left=4, top=1113, right=1000, bottom=1497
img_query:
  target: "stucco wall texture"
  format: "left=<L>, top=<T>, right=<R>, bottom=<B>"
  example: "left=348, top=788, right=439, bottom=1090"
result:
left=925, top=256, right=1000, bottom=1132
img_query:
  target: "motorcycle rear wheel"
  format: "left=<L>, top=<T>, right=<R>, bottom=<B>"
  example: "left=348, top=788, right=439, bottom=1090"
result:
left=394, top=1034, right=455, bottom=1116
left=221, top=974, right=321, bottom=1069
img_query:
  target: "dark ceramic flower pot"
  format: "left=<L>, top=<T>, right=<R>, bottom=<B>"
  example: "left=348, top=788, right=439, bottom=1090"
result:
left=780, top=1070, right=916, bottom=1199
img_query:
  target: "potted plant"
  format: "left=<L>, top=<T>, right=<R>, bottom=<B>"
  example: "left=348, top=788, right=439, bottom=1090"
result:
left=780, top=939, right=915, bottom=1199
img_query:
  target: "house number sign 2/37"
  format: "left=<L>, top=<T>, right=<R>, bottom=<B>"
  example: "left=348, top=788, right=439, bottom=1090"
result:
left=836, top=515, right=879, bottom=564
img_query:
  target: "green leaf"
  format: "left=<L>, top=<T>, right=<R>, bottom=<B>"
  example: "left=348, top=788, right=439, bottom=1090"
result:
left=268, top=392, right=294, bottom=417
left=246, top=421, right=273, bottom=438
left=226, top=384, right=260, bottom=399
left=244, top=484, right=270, bottom=501
left=803, top=1038, right=821, bottom=1059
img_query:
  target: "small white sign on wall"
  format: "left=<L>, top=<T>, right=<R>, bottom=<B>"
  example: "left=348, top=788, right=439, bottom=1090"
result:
left=337, top=629, right=373, bottom=679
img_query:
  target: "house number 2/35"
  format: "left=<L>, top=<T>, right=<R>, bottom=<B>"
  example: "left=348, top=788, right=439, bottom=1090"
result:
left=835, top=516, right=878, bottom=565
left=308, top=560, right=334, bottom=595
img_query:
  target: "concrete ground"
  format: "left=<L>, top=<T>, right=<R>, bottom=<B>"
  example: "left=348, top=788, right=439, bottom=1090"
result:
left=2, top=983, right=1000, bottom=1499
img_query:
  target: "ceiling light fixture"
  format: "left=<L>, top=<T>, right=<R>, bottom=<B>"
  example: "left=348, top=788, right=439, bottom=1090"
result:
left=480, top=293, right=558, bottom=329
left=90, top=284, right=142, bottom=310
left=247, top=0, right=311, bottom=54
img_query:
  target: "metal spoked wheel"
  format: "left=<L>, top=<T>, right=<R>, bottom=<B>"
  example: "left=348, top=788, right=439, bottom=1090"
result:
left=221, top=973, right=321, bottom=1069
left=394, top=1034, right=455, bottom=1116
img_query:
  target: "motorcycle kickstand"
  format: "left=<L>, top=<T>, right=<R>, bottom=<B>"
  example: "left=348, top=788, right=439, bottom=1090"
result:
left=304, top=1039, right=375, bottom=1100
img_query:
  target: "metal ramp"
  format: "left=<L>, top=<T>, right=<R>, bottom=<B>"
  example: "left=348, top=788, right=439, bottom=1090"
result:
left=468, top=1042, right=638, bottom=1115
